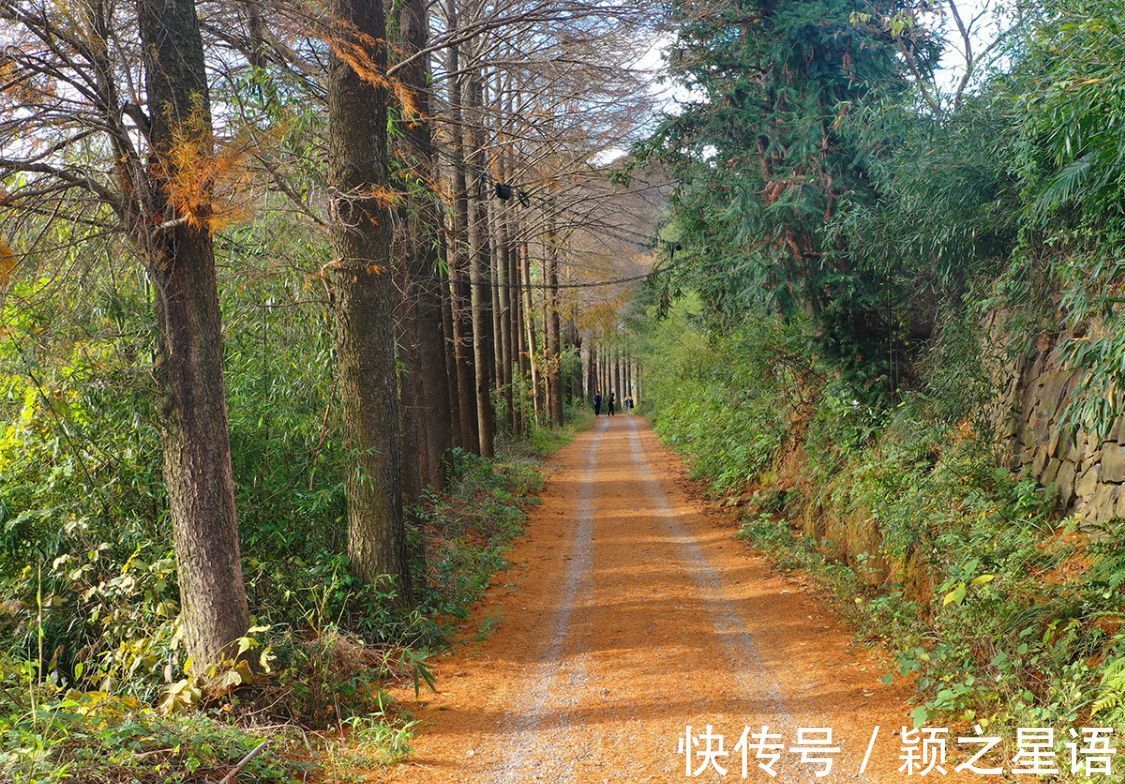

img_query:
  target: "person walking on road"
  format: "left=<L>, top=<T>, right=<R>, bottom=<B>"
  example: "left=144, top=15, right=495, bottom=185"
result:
left=608, top=391, right=616, bottom=416
left=593, top=390, right=603, bottom=416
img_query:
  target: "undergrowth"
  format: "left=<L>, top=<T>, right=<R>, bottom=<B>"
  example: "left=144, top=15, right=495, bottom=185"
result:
left=0, top=232, right=591, bottom=781
left=0, top=431, right=561, bottom=782
left=639, top=306, right=1125, bottom=757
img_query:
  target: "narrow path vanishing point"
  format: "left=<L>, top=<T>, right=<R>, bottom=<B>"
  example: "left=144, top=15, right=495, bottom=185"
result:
left=383, top=417, right=972, bottom=783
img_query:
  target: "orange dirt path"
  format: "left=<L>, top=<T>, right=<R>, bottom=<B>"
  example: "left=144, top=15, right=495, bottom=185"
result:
left=382, top=416, right=970, bottom=783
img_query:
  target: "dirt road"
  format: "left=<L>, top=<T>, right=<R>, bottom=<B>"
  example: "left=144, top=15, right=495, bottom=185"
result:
left=384, top=416, right=959, bottom=783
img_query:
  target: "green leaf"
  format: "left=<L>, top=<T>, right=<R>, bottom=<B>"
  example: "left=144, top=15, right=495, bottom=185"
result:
left=943, top=582, right=967, bottom=606
left=910, top=706, right=929, bottom=727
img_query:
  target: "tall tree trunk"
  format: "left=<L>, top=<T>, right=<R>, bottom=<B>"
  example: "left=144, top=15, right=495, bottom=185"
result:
left=545, top=211, right=563, bottom=427
left=439, top=232, right=462, bottom=449
left=138, top=0, right=250, bottom=673
left=541, top=253, right=552, bottom=423
left=489, top=219, right=504, bottom=403
left=595, top=344, right=601, bottom=397
left=325, top=0, right=411, bottom=600
left=466, top=70, right=496, bottom=456
left=495, top=186, right=514, bottom=436
left=510, top=209, right=525, bottom=434
left=492, top=91, right=516, bottom=435
left=396, top=335, right=423, bottom=503
left=600, top=348, right=609, bottom=399
left=521, top=239, right=541, bottom=425
left=507, top=217, right=521, bottom=433
left=587, top=342, right=597, bottom=401
left=622, top=355, right=629, bottom=402
left=391, top=227, right=422, bottom=507
left=445, top=8, right=479, bottom=453
left=398, top=0, right=453, bottom=491
left=615, top=348, right=623, bottom=403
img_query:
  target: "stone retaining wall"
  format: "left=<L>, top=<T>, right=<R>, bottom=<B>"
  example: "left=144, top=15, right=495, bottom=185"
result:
left=986, top=313, right=1125, bottom=524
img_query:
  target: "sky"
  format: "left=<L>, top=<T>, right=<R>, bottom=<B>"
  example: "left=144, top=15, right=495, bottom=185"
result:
left=593, top=0, right=1010, bottom=164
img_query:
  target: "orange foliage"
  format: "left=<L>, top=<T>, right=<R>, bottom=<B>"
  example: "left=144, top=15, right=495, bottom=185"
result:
left=327, top=23, right=419, bottom=120
left=433, top=178, right=453, bottom=204
left=157, top=101, right=254, bottom=234
left=1, top=55, right=52, bottom=103
left=367, top=184, right=402, bottom=209
left=0, top=237, right=16, bottom=289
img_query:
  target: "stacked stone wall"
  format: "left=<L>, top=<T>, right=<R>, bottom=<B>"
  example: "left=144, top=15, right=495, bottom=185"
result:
left=985, top=313, right=1124, bottom=524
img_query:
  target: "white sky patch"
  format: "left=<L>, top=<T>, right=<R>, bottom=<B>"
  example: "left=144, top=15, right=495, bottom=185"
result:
left=927, top=0, right=1016, bottom=93
left=593, top=1, right=1008, bottom=166
left=592, top=33, right=703, bottom=165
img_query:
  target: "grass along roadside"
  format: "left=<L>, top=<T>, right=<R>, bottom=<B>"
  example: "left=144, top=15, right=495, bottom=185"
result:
left=687, top=421, right=1124, bottom=748
left=636, top=312, right=1124, bottom=777
left=0, top=413, right=591, bottom=784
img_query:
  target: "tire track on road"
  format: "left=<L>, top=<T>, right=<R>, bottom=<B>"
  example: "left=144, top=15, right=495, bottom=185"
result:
left=623, top=416, right=807, bottom=782
left=489, top=418, right=607, bottom=784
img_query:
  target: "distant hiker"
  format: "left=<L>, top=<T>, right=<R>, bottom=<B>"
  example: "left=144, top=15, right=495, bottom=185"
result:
left=625, top=396, right=634, bottom=411
left=608, top=391, right=616, bottom=416
left=593, top=390, right=602, bottom=416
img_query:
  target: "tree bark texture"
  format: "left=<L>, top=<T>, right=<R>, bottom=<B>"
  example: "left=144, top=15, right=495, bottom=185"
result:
left=466, top=71, right=496, bottom=456
left=325, top=0, right=412, bottom=601
left=545, top=214, right=564, bottom=427
left=138, top=0, right=250, bottom=673
left=397, top=0, right=453, bottom=491
left=445, top=13, right=479, bottom=453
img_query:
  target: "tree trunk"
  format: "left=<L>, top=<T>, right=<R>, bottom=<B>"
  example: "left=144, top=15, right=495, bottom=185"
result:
left=138, top=0, right=250, bottom=673
left=439, top=232, right=462, bottom=450
left=492, top=93, right=516, bottom=435
left=396, top=334, right=424, bottom=503
left=615, top=348, right=623, bottom=404
left=325, top=0, right=411, bottom=600
left=604, top=348, right=610, bottom=399
left=495, top=215, right=508, bottom=402
left=495, top=189, right=514, bottom=436
left=398, top=0, right=453, bottom=491
left=622, top=351, right=627, bottom=401
left=507, top=216, right=521, bottom=433
left=510, top=210, right=526, bottom=434
left=594, top=344, right=603, bottom=400
left=466, top=71, right=496, bottom=456
left=545, top=213, right=563, bottom=427
left=521, top=240, right=541, bottom=425
left=446, top=10, right=479, bottom=453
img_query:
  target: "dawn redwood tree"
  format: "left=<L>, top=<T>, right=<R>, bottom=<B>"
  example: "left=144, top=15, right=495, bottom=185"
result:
left=444, top=0, right=481, bottom=452
left=137, top=0, right=253, bottom=670
left=324, top=0, right=413, bottom=598
left=396, top=0, right=454, bottom=492
left=465, top=68, right=497, bottom=456
left=0, top=0, right=252, bottom=673
left=544, top=209, right=564, bottom=426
